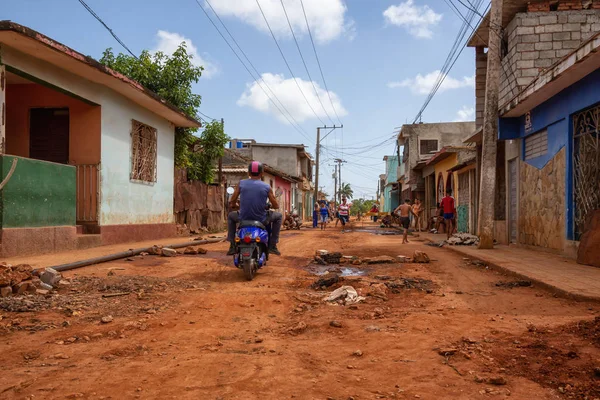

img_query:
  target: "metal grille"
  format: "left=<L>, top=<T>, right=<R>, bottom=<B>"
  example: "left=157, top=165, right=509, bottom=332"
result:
left=573, top=105, right=600, bottom=240
left=420, top=139, right=438, bottom=155
left=130, top=120, right=157, bottom=182
left=76, top=164, right=99, bottom=223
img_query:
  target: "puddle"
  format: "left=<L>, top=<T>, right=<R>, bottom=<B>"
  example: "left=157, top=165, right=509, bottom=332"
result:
left=305, top=264, right=367, bottom=277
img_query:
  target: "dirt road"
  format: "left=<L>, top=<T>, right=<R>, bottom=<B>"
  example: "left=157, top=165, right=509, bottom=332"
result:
left=1, top=223, right=599, bottom=399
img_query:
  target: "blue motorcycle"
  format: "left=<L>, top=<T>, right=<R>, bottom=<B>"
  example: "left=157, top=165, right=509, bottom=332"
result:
left=233, top=219, right=270, bottom=281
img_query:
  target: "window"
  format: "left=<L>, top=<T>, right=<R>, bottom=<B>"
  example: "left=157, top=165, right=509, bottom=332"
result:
left=420, top=139, right=438, bottom=155
left=524, top=129, right=548, bottom=160
left=130, top=120, right=157, bottom=182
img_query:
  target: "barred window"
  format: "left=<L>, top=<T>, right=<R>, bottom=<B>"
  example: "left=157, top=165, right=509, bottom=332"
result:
left=420, top=139, right=438, bottom=155
left=130, top=120, right=157, bottom=182
left=524, top=129, right=548, bottom=160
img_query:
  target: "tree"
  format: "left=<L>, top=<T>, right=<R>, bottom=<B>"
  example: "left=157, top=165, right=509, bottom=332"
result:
left=339, top=183, right=354, bottom=199
left=350, top=199, right=376, bottom=216
left=99, top=45, right=228, bottom=182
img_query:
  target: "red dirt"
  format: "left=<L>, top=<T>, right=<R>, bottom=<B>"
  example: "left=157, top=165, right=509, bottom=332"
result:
left=0, top=222, right=599, bottom=399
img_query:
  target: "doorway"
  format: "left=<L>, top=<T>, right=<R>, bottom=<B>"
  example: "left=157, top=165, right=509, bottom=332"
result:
left=508, top=159, right=518, bottom=244
left=29, top=108, right=69, bottom=164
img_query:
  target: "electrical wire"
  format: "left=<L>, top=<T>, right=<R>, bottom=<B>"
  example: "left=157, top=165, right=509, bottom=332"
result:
left=299, top=0, right=343, bottom=125
left=194, top=0, right=315, bottom=145
left=255, top=0, right=327, bottom=126
left=279, top=0, right=334, bottom=125
left=77, top=0, right=138, bottom=59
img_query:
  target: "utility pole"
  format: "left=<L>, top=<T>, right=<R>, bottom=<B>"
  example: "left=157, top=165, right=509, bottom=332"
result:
left=334, top=158, right=346, bottom=203
left=477, top=0, right=503, bottom=249
left=313, top=125, right=343, bottom=204
left=333, top=164, right=338, bottom=203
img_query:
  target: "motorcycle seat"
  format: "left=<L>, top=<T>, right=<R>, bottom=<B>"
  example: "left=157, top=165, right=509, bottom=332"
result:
left=239, top=220, right=267, bottom=230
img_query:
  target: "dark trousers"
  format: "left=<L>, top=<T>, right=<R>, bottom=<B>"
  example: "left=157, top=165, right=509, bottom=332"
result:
left=227, top=211, right=282, bottom=246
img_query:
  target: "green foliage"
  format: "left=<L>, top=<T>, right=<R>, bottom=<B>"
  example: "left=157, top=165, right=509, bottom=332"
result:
left=188, top=120, right=229, bottom=183
left=339, top=183, right=354, bottom=199
left=99, top=45, right=227, bottom=181
left=350, top=198, right=375, bottom=216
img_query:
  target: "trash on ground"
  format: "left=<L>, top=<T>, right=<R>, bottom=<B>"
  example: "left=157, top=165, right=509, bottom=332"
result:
left=426, top=241, right=445, bottom=248
left=447, top=233, right=480, bottom=246
left=323, top=285, right=365, bottom=305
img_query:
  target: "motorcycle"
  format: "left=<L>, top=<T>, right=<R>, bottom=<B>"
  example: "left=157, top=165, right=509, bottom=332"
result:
left=232, top=203, right=272, bottom=281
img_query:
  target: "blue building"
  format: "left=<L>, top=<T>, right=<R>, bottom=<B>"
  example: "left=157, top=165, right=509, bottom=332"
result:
left=381, top=155, right=401, bottom=213
left=497, top=33, right=600, bottom=257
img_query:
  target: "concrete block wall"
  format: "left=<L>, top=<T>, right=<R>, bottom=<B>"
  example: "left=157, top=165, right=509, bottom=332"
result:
left=499, top=10, right=600, bottom=106
left=475, top=47, right=487, bottom=129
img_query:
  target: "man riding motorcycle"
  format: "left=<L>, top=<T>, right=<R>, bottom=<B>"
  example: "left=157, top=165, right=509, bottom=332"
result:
left=226, top=161, right=283, bottom=256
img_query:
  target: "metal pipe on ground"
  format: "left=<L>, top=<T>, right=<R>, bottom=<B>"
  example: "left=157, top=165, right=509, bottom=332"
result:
left=38, top=237, right=225, bottom=273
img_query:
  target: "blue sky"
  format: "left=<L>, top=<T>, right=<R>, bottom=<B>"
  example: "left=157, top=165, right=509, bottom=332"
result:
left=3, top=0, right=483, bottom=198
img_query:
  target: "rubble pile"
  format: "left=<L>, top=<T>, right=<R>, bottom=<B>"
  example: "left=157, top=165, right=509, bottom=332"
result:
left=0, top=263, right=57, bottom=298
left=447, top=233, right=480, bottom=246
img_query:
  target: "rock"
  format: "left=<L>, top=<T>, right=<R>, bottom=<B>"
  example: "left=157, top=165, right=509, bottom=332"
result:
left=437, top=348, right=458, bottom=356
left=311, top=274, right=340, bottom=289
left=314, top=256, right=327, bottom=265
left=12, top=281, right=31, bottom=295
left=488, top=376, right=507, bottom=386
left=148, top=245, right=162, bottom=255
left=0, top=286, right=12, bottom=297
left=39, top=282, right=53, bottom=291
left=396, top=256, right=410, bottom=263
left=183, top=246, right=198, bottom=255
left=53, top=353, right=70, bottom=359
left=126, top=258, right=135, bottom=262
left=474, top=376, right=485, bottom=383
left=352, top=259, right=362, bottom=266
left=412, top=251, right=430, bottom=263
left=315, top=250, right=329, bottom=256
left=329, top=320, right=343, bottom=328
left=365, top=325, right=381, bottom=332
left=101, top=316, right=114, bottom=324
left=161, top=248, right=177, bottom=257
left=196, top=247, right=208, bottom=255
left=367, top=283, right=388, bottom=300
left=373, top=308, right=384, bottom=317
left=40, top=267, right=62, bottom=286
left=352, top=350, right=363, bottom=357
left=578, top=210, right=600, bottom=267
left=254, top=337, right=264, bottom=343
left=364, top=255, right=396, bottom=265
left=287, top=321, right=307, bottom=335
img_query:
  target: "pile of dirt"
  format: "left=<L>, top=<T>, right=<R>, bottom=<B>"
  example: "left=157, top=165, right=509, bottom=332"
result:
left=450, top=317, right=600, bottom=399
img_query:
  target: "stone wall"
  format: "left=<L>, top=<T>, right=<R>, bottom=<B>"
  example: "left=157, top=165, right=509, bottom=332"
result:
left=519, top=148, right=566, bottom=250
left=499, top=10, right=600, bottom=106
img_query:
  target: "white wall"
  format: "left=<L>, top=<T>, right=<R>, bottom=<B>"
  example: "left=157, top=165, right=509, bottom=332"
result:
left=2, top=46, right=175, bottom=225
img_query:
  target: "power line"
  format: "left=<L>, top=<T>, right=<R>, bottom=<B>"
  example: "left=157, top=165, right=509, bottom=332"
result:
left=198, top=110, right=216, bottom=121
left=279, top=0, right=335, bottom=125
left=255, top=0, right=327, bottom=126
left=300, top=0, right=343, bottom=125
left=77, top=0, right=138, bottom=59
left=194, top=0, right=315, bottom=145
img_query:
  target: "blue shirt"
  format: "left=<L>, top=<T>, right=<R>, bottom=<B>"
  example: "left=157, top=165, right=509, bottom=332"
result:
left=320, top=205, right=329, bottom=216
left=239, top=179, right=271, bottom=222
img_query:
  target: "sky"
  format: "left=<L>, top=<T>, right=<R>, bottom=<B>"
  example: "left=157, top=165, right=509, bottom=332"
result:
left=3, top=0, right=484, bottom=199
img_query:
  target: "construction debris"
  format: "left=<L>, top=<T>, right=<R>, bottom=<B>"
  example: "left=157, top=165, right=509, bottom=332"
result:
left=161, top=248, right=178, bottom=257
left=447, top=233, right=480, bottom=246
left=311, top=274, right=340, bottom=289
left=323, top=286, right=365, bottom=306
left=363, top=255, right=396, bottom=265
left=0, top=264, right=51, bottom=297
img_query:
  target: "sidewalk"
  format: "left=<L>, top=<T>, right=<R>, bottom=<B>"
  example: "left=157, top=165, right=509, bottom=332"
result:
left=419, top=232, right=600, bottom=302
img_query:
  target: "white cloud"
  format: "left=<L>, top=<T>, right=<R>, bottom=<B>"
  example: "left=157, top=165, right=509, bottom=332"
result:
left=454, top=106, right=475, bottom=122
left=383, top=0, right=442, bottom=39
left=153, top=30, right=219, bottom=78
left=207, top=0, right=352, bottom=43
left=388, top=70, right=474, bottom=95
left=237, top=73, right=348, bottom=123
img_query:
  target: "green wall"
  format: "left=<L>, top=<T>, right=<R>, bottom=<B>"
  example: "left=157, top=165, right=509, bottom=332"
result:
left=0, top=155, right=76, bottom=228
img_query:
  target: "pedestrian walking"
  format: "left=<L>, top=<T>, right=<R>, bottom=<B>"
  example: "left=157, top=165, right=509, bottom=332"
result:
left=393, top=199, right=415, bottom=244
left=338, top=197, right=350, bottom=233
left=319, top=201, right=329, bottom=230
left=412, top=198, right=423, bottom=232
left=312, top=203, right=319, bottom=229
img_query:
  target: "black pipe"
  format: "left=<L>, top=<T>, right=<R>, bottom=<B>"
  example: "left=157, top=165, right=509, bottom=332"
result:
left=40, top=237, right=225, bottom=273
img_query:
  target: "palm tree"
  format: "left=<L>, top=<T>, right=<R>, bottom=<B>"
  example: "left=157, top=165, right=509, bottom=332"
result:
left=339, top=183, right=354, bottom=199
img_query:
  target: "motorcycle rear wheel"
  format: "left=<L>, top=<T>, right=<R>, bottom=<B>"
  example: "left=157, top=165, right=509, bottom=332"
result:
left=243, top=259, right=256, bottom=281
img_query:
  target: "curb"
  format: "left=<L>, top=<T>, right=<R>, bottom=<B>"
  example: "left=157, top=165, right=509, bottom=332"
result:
left=429, top=240, right=600, bottom=304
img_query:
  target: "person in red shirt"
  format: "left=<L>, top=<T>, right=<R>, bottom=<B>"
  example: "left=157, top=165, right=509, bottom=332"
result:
left=440, top=189, right=456, bottom=240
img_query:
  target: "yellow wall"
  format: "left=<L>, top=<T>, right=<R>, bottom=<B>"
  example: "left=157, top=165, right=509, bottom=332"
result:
left=432, top=154, right=459, bottom=204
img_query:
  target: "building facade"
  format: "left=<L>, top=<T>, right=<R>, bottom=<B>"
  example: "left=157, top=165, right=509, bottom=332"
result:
left=0, top=22, right=200, bottom=256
